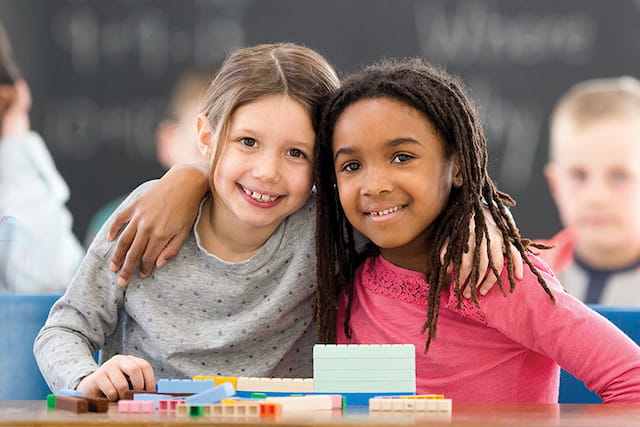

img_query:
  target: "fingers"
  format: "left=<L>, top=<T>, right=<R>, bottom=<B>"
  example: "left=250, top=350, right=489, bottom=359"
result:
left=96, top=355, right=156, bottom=400
left=457, top=232, right=475, bottom=294
left=464, top=240, right=488, bottom=299
left=157, top=231, right=188, bottom=268
left=138, top=239, right=167, bottom=278
left=95, top=372, right=120, bottom=401
left=108, top=205, right=134, bottom=242
left=109, top=222, right=136, bottom=274
left=116, top=233, right=149, bottom=287
left=510, top=244, right=524, bottom=280
left=477, top=269, right=499, bottom=297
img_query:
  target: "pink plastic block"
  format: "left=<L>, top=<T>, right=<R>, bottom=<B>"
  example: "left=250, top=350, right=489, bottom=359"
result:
left=158, top=399, right=184, bottom=412
left=117, top=399, right=155, bottom=413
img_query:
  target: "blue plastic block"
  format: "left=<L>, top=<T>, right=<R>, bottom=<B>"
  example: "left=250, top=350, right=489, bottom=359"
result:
left=184, top=382, right=235, bottom=404
left=156, top=379, right=215, bottom=394
left=133, top=393, right=174, bottom=408
left=57, top=389, right=84, bottom=396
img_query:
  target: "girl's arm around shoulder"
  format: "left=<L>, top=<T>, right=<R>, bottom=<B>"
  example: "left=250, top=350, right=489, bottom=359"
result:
left=107, top=163, right=208, bottom=286
left=479, top=253, right=640, bottom=403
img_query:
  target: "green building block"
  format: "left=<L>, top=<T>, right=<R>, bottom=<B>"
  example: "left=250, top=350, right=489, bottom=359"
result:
left=189, top=405, right=205, bottom=417
left=46, top=394, right=57, bottom=409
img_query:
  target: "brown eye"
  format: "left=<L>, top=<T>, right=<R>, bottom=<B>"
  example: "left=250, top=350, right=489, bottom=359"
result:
left=239, top=137, right=257, bottom=147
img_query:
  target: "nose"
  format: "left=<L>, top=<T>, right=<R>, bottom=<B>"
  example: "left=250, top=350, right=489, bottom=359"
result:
left=251, top=152, right=280, bottom=183
left=361, top=166, right=392, bottom=197
left=582, top=176, right=610, bottom=205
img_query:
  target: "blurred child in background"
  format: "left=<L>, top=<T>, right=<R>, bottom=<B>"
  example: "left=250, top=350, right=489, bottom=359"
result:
left=539, top=77, right=640, bottom=305
left=83, top=66, right=218, bottom=245
left=0, top=21, right=83, bottom=293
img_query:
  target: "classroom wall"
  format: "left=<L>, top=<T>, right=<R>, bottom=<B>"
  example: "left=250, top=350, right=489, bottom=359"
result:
left=1, top=0, right=638, bottom=241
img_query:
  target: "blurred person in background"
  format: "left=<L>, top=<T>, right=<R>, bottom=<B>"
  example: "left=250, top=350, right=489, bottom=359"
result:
left=0, top=21, right=83, bottom=293
left=83, top=66, right=218, bottom=245
left=538, top=77, right=640, bottom=305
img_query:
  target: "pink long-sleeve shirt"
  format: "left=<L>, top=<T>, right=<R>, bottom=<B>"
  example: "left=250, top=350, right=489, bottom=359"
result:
left=337, top=254, right=640, bottom=403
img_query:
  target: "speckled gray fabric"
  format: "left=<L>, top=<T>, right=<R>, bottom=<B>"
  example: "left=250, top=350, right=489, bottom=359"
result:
left=34, top=182, right=317, bottom=392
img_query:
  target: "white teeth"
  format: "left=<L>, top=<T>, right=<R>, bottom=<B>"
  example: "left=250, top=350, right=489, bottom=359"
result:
left=370, top=206, right=402, bottom=216
left=243, top=187, right=278, bottom=202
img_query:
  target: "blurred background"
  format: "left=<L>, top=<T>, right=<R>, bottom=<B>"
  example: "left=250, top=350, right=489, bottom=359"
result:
left=0, top=0, right=638, bottom=241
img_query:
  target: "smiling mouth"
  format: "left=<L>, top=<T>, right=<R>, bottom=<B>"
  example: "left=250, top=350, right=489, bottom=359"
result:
left=366, top=205, right=404, bottom=216
left=241, top=185, right=281, bottom=203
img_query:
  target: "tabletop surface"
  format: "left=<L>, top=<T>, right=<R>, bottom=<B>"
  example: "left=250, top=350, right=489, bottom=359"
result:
left=1, top=401, right=640, bottom=427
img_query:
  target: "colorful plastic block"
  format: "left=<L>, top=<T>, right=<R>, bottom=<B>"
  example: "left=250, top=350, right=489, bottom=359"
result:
left=209, top=402, right=261, bottom=418
left=56, top=389, right=85, bottom=396
left=78, top=396, right=109, bottom=413
left=133, top=393, right=173, bottom=408
left=158, top=399, right=184, bottom=412
left=184, top=382, right=235, bottom=404
left=259, top=402, right=282, bottom=417
left=314, top=380, right=415, bottom=393
left=369, top=396, right=452, bottom=412
left=313, top=344, right=415, bottom=359
left=313, top=369, right=415, bottom=381
left=157, top=378, right=215, bottom=394
left=236, top=377, right=314, bottom=392
left=265, top=395, right=334, bottom=412
left=46, top=394, right=56, bottom=409
left=193, top=375, right=238, bottom=389
left=55, top=396, right=88, bottom=413
left=117, top=399, right=155, bottom=413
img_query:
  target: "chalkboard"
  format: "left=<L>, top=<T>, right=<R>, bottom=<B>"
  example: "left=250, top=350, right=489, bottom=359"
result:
left=1, top=0, right=639, bottom=242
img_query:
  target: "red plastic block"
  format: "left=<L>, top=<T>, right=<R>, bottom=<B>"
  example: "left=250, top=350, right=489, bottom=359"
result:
left=259, top=402, right=282, bottom=417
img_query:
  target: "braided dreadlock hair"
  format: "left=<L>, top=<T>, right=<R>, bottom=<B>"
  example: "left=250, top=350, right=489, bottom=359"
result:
left=314, top=58, right=553, bottom=351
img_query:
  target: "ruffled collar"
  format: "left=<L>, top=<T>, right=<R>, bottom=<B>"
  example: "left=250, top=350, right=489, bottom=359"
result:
left=359, top=255, right=486, bottom=323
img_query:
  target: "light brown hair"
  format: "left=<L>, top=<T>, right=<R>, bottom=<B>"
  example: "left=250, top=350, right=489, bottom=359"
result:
left=550, top=77, right=640, bottom=159
left=199, top=43, right=340, bottom=187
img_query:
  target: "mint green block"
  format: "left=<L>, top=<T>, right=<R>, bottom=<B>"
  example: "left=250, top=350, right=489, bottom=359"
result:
left=314, top=357, right=414, bottom=371
left=314, top=369, right=415, bottom=381
left=314, top=380, right=415, bottom=393
left=313, top=344, right=415, bottom=359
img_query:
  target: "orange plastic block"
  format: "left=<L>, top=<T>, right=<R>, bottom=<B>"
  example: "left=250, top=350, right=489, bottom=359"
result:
left=259, top=402, right=282, bottom=417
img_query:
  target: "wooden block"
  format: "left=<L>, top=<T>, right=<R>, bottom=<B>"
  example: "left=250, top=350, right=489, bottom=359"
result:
left=55, top=396, right=88, bottom=413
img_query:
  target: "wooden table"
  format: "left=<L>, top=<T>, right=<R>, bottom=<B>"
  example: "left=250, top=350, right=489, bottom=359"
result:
left=1, top=401, right=640, bottom=426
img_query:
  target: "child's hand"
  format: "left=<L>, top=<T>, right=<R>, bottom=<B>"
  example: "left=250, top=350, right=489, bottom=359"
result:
left=75, top=355, right=155, bottom=400
left=108, top=164, right=208, bottom=286
left=441, top=206, right=524, bottom=298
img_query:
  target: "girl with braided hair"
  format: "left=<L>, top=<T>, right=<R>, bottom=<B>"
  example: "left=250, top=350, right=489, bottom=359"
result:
left=315, top=58, right=640, bottom=403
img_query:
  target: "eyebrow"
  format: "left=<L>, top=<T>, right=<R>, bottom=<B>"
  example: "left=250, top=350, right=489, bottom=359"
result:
left=334, top=137, right=420, bottom=161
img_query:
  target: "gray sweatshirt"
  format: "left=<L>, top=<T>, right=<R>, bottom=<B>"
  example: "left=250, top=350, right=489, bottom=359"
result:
left=34, top=182, right=317, bottom=392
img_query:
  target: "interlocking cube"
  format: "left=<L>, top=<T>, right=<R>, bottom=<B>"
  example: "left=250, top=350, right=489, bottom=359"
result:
left=313, top=344, right=416, bottom=394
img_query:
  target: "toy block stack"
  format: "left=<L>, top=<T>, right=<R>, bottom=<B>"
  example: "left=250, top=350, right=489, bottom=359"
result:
left=313, top=344, right=416, bottom=394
